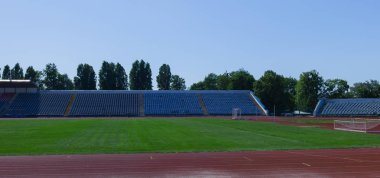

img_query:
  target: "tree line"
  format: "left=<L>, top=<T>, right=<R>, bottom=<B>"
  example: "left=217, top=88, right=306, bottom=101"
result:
left=1, top=62, right=380, bottom=114
left=190, top=69, right=380, bottom=114
left=0, top=60, right=186, bottom=91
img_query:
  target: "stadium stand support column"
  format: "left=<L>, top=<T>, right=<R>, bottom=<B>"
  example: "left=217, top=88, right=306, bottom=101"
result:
left=197, top=94, right=209, bottom=116
left=64, top=94, right=76, bottom=117
left=0, top=93, right=18, bottom=115
left=139, top=93, right=145, bottom=116
left=313, top=99, right=326, bottom=116
left=248, top=92, right=268, bottom=116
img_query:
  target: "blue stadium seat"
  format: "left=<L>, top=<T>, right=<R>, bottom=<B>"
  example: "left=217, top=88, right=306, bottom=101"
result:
left=3, top=92, right=71, bottom=117
left=0, top=93, right=15, bottom=109
left=317, top=98, right=380, bottom=116
left=69, top=92, right=139, bottom=116
left=1, top=90, right=266, bottom=117
left=144, top=92, right=203, bottom=116
left=202, top=91, right=262, bottom=115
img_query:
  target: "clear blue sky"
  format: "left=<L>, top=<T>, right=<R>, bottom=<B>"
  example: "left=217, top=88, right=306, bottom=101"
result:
left=0, top=0, right=379, bottom=88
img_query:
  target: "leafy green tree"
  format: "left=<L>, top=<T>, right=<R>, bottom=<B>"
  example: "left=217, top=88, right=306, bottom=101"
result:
left=295, top=70, right=324, bottom=112
left=217, top=72, right=231, bottom=90
left=145, top=63, right=153, bottom=90
left=129, top=60, right=152, bottom=90
left=284, top=77, right=297, bottom=96
left=253, top=70, right=294, bottom=115
left=43, top=63, right=60, bottom=90
left=25, top=66, right=43, bottom=89
left=203, top=73, right=218, bottom=90
left=74, top=63, right=97, bottom=90
left=57, top=74, right=74, bottom=90
left=350, top=80, right=380, bottom=98
left=190, top=81, right=205, bottom=90
left=156, top=64, right=172, bottom=90
left=323, top=79, right=349, bottom=98
left=115, top=63, right=128, bottom=90
left=98, top=61, right=116, bottom=90
left=138, top=60, right=147, bottom=89
left=11, top=63, right=24, bottom=79
left=191, top=70, right=254, bottom=91
left=229, top=69, right=255, bottom=90
left=42, top=63, right=73, bottom=90
left=171, top=75, right=186, bottom=90
left=2, top=65, right=10, bottom=79
left=283, top=77, right=297, bottom=111
left=129, top=60, right=139, bottom=90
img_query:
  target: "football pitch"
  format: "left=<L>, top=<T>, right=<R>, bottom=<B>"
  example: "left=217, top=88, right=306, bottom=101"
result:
left=1, top=118, right=380, bottom=156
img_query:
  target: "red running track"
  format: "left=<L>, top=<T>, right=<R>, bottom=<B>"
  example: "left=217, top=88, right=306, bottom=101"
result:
left=1, top=148, right=380, bottom=177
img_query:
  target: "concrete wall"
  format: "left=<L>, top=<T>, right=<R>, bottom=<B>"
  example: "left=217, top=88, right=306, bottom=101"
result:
left=0, top=87, right=38, bottom=94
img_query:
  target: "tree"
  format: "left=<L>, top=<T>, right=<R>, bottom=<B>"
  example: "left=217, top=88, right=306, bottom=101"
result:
left=98, top=61, right=116, bottom=90
left=138, top=60, right=147, bottom=89
left=350, top=80, right=380, bottom=98
left=43, top=63, right=60, bottom=90
left=203, top=73, right=218, bottom=90
left=74, top=63, right=97, bottom=90
left=190, top=73, right=222, bottom=90
left=57, top=74, right=74, bottom=90
left=283, top=77, right=297, bottom=111
left=25, top=66, right=43, bottom=89
left=229, top=69, right=255, bottom=90
left=156, top=64, right=172, bottom=90
left=11, top=63, right=24, bottom=79
left=295, top=70, right=324, bottom=112
left=115, top=63, right=128, bottom=90
left=284, top=77, right=297, bottom=96
left=190, top=81, right=205, bottom=90
left=253, top=70, right=294, bottom=115
left=129, top=60, right=152, bottom=90
left=145, top=63, right=153, bottom=90
left=171, top=75, right=186, bottom=90
left=2, top=65, right=10, bottom=79
left=217, top=72, right=231, bottom=90
left=323, top=79, right=349, bottom=99
left=42, top=63, right=73, bottom=90
left=129, top=60, right=139, bottom=90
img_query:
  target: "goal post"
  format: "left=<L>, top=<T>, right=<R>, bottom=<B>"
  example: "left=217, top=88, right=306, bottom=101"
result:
left=232, top=108, right=242, bottom=120
left=334, top=119, right=380, bottom=133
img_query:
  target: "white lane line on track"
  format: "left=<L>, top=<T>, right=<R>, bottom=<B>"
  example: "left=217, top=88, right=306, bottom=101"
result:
left=243, top=156, right=253, bottom=161
left=287, top=151, right=366, bottom=163
left=302, top=163, right=311, bottom=167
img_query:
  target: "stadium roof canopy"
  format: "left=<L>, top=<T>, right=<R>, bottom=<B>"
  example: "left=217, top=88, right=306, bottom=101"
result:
left=0, top=80, right=36, bottom=88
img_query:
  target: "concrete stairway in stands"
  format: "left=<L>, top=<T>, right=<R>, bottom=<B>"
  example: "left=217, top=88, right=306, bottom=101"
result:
left=197, top=94, right=209, bottom=116
left=64, top=94, right=76, bottom=117
left=139, top=93, right=145, bottom=116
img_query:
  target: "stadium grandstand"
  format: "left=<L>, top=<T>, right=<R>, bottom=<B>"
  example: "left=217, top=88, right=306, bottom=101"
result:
left=0, top=80, right=267, bottom=117
left=314, top=98, right=380, bottom=117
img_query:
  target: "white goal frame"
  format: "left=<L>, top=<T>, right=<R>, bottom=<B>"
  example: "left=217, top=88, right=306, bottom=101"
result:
left=232, top=108, right=242, bottom=120
left=334, top=119, right=380, bottom=133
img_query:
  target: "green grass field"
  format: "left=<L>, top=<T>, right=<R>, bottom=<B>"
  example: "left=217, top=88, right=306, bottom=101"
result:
left=1, top=118, right=380, bottom=156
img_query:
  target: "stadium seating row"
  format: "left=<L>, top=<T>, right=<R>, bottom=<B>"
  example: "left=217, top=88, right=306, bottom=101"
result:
left=314, top=98, right=380, bottom=116
left=0, top=93, right=15, bottom=110
left=0, top=90, right=266, bottom=117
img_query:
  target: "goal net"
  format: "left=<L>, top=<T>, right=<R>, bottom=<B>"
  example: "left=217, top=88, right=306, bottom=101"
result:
left=232, top=108, right=242, bottom=120
left=334, top=119, right=380, bottom=133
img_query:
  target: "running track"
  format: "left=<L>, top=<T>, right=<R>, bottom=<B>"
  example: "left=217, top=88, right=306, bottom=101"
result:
left=1, top=148, right=380, bottom=177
